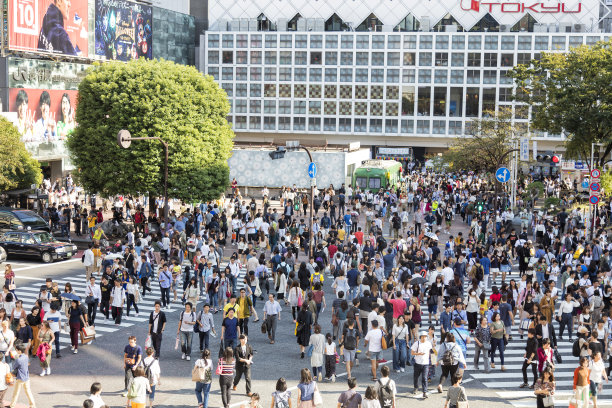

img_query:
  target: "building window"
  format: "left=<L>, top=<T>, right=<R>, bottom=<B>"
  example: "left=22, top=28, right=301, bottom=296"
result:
left=467, top=53, right=481, bottom=67
left=339, top=102, right=352, bottom=115
left=372, top=36, right=385, bottom=49
left=535, top=36, right=549, bottom=50
left=295, top=35, right=307, bottom=48
left=466, top=70, right=480, bottom=84
left=326, top=35, right=338, bottom=49
left=401, top=119, right=414, bottom=133
left=265, top=51, right=276, bottom=65
left=340, top=68, right=353, bottom=82
left=341, top=52, right=353, bottom=65
left=340, top=85, right=352, bottom=99
left=417, top=87, right=431, bottom=116
left=356, top=52, right=369, bottom=65
left=325, top=68, right=337, bottom=82
left=484, top=53, right=497, bottom=67
left=420, top=35, right=433, bottom=49
left=403, top=52, right=416, bottom=65
left=466, top=87, right=479, bottom=117
left=354, top=119, right=367, bottom=132
left=385, top=119, right=398, bottom=133
left=355, top=102, right=367, bottom=115
left=341, top=35, right=353, bottom=49
left=295, top=68, right=306, bottom=81
left=222, top=51, right=233, bottom=64
left=387, top=86, right=399, bottom=99
left=325, top=85, right=337, bottom=98
left=278, top=117, right=290, bottom=130
left=386, top=103, right=398, bottom=116
left=403, top=35, right=417, bottom=49
left=208, top=51, right=219, bottom=64
left=371, top=69, right=384, bottom=83
left=452, top=35, right=465, bottom=50
left=419, top=52, right=432, bottom=66
left=356, top=69, right=368, bottom=82
left=484, top=36, right=498, bottom=50
left=517, top=53, right=531, bottom=65
left=417, top=120, right=430, bottom=134
left=311, top=35, right=322, bottom=48
left=222, top=67, right=233, bottom=80
left=387, top=69, right=400, bottom=83
left=264, top=67, right=276, bottom=81
left=293, top=117, right=305, bottom=131
left=517, top=36, right=531, bottom=50
left=309, top=85, right=321, bottom=98
left=552, top=36, right=566, bottom=50
left=324, top=117, right=336, bottom=131
left=451, top=53, right=464, bottom=67
left=468, top=36, right=481, bottom=50
left=372, top=52, right=385, bottom=66
left=370, top=102, right=383, bottom=116
left=325, top=52, right=338, bottom=65
left=449, top=88, right=463, bottom=117
left=324, top=101, right=337, bottom=115
left=433, top=120, right=446, bottom=134
left=249, top=116, right=260, bottom=130
left=235, top=99, right=247, bottom=113
left=370, top=119, right=383, bottom=132
left=279, top=68, right=291, bottom=81
left=309, top=101, right=321, bottom=115
left=236, top=34, right=247, bottom=48
left=250, top=67, right=262, bottom=81
left=483, top=88, right=496, bottom=114
left=310, top=52, right=322, bottom=65
left=387, top=52, right=400, bottom=66
left=436, top=35, right=449, bottom=49
left=208, top=34, right=219, bottom=48
left=234, top=116, right=246, bottom=129
left=280, top=35, right=292, bottom=48
left=448, top=121, right=462, bottom=135
left=279, top=101, right=291, bottom=114
left=450, top=70, right=463, bottom=84
left=250, top=51, right=262, bottom=64
left=339, top=118, right=351, bottom=132
left=371, top=86, right=384, bottom=99
left=236, top=83, right=248, bottom=97
left=498, top=88, right=512, bottom=102
left=250, top=34, right=262, bottom=48
left=433, top=87, right=446, bottom=116
left=263, top=116, right=275, bottom=130
left=309, top=68, right=322, bottom=82
left=222, top=34, right=233, bottom=48
left=483, top=70, right=496, bottom=84
left=356, top=35, right=369, bottom=49
left=264, top=84, right=276, bottom=98
left=501, top=54, right=514, bottom=67
left=435, top=53, right=448, bottom=66
left=403, top=69, right=415, bottom=83
left=294, top=84, right=306, bottom=98
left=265, top=34, right=277, bottom=48
left=235, top=67, right=247, bottom=81
left=294, top=100, right=306, bottom=114
left=499, top=70, right=512, bottom=85
left=250, top=84, right=261, bottom=97
left=434, top=70, right=447, bottom=84
left=388, top=35, right=400, bottom=49
left=569, top=36, right=583, bottom=48
left=295, top=52, right=307, bottom=65
left=279, top=51, right=291, bottom=65
left=418, top=69, right=431, bottom=83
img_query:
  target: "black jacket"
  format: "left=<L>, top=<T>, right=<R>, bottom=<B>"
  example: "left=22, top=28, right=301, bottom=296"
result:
left=149, top=311, right=167, bottom=335
left=233, top=344, right=254, bottom=367
left=535, top=323, right=557, bottom=348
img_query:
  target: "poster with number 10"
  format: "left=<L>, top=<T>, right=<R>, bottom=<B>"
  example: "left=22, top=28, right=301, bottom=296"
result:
left=9, top=0, right=89, bottom=57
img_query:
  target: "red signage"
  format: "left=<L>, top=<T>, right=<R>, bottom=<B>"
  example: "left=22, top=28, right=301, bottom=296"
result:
left=461, top=0, right=582, bottom=13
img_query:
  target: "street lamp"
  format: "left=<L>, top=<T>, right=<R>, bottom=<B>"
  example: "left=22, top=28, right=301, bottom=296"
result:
left=117, top=129, right=170, bottom=223
left=270, top=142, right=316, bottom=256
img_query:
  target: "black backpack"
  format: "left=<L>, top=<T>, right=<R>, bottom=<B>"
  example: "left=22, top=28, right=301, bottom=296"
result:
left=378, top=379, right=394, bottom=408
left=344, top=327, right=357, bottom=350
left=442, top=343, right=458, bottom=366
left=572, top=338, right=581, bottom=357
left=475, top=266, right=484, bottom=281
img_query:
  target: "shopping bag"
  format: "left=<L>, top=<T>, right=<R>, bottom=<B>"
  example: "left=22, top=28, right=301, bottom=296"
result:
left=174, top=335, right=180, bottom=350
left=145, top=335, right=152, bottom=349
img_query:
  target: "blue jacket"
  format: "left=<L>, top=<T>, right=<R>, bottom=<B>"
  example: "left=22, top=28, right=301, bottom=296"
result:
left=38, top=4, right=77, bottom=55
left=440, top=311, right=452, bottom=332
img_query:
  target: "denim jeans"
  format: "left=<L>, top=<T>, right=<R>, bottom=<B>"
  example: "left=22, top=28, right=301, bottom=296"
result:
left=199, top=331, right=210, bottom=351
left=208, top=290, right=218, bottom=308
left=393, top=339, right=408, bottom=370
left=348, top=286, right=360, bottom=301
left=559, top=312, right=573, bottom=339
left=413, top=363, right=429, bottom=393
left=224, top=338, right=237, bottom=350
left=490, top=337, right=505, bottom=365
left=195, top=381, right=211, bottom=407
left=180, top=331, right=193, bottom=356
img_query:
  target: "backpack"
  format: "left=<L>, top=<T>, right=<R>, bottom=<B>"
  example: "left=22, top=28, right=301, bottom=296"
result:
left=442, top=343, right=457, bottom=366
left=475, top=266, right=484, bottom=281
left=312, top=273, right=322, bottom=285
left=344, top=327, right=357, bottom=350
left=377, top=379, right=394, bottom=408
left=144, top=359, right=155, bottom=385
left=274, top=392, right=290, bottom=408
left=572, top=338, right=581, bottom=357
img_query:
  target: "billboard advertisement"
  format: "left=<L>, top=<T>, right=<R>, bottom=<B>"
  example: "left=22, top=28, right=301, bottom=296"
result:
left=9, top=57, right=89, bottom=91
left=8, top=0, right=89, bottom=57
left=94, top=0, right=152, bottom=61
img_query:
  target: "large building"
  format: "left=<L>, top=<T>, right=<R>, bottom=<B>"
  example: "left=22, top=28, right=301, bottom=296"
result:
left=200, top=0, right=612, bottom=162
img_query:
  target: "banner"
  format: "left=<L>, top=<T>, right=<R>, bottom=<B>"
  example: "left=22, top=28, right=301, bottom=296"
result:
left=9, top=88, right=78, bottom=159
left=9, top=57, right=90, bottom=90
left=94, top=0, right=152, bottom=61
left=8, top=0, right=89, bottom=57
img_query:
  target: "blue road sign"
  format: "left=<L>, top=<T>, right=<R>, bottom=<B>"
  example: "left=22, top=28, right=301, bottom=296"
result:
left=582, top=180, right=589, bottom=189
left=307, top=162, right=317, bottom=179
left=495, top=167, right=511, bottom=183
left=590, top=195, right=600, bottom=205
left=590, top=182, right=601, bottom=192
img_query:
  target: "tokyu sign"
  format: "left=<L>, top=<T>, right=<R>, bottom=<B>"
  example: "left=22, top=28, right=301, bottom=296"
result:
left=461, top=0, right=582, bottom=13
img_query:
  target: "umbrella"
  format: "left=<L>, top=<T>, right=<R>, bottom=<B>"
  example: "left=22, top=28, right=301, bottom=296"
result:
left=425, top=232, right=438, bottom=241
left=410, top=276, right=427, bottom=285
left=60, top=293, right=81, bottom=302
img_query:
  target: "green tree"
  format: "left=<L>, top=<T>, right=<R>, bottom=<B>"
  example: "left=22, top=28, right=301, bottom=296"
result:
left=600, top=171, right=612, bottom=197
left=510, top=40, right=612, bottom=166
left=0, top=117, right=42, bottom=192
left=67, top=59, right=234, bottom=204
left=443, top=107, right=522, bottom=174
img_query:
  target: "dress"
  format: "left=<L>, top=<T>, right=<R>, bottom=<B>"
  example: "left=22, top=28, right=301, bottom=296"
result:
left=39, top=330, right=53, bottom=369
left=309, top=333, right=325, bottom=368
left=296, top=309, right=313, bottom=347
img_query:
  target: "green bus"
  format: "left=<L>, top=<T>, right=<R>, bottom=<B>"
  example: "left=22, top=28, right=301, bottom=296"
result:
left=352, top=160, right=403, bottom=193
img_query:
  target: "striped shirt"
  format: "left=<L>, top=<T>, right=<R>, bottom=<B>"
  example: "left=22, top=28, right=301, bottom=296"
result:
left=217, top=358, right=235, bottom=376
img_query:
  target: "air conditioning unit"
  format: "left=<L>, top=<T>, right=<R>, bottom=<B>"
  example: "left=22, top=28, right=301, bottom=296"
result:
left=382, top=24, right=394, bottom=32
left=559, top=23, right=571, bottom=32
left=574, top=24, right=586, bottom=32
left=444, top=24, right=457, bottom=32
left=500, top=24, right=511, bottom=32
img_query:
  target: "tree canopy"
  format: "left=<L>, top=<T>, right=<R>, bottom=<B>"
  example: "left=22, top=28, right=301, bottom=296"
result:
left=0, top=117, right=42, bottom=192
left=443, top=108, right=521, bottom=174
left=510, top=39, right=612, bottom=165
left=67, top=58, right=234, bottom=203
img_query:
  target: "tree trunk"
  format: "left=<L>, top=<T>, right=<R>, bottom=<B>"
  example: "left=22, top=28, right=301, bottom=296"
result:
left=148, top=193, right=157, bottom=216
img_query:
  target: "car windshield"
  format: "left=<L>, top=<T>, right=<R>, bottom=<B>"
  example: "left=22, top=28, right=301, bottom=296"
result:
left=33, top=232, right=55, bottom=244
left=13, top=210, right=44, bottom=223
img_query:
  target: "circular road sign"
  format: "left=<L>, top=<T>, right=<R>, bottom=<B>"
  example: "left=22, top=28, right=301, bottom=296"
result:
left=591, top=169, right=601, bottom=179
left=590, top=195, right=600, bottom=205
left=117, top=129, right=132, bottom=149
left=590, top=182, right=601, bottom=192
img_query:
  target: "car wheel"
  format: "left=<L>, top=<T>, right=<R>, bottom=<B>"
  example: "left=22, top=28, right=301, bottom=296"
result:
left=41, top=252, right=53, bottom=263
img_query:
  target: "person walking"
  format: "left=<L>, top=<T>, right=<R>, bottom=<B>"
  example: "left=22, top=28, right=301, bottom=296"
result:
left=196, top=304, right=216, bottom=352
left=296, top=368, right=318, bottom=408
left=473, top=316, right=491, bottom=372
left=110, top=279, right=126, bottom=325
left=340, top=318, right=359, bottom=378
left=232, top=334, right=254, bottom=396
left=308, top=324, right=325, bottom=382
left=337, top=376, right=362, bottom=408
left=391, top=315, right=409, bottom=373
left=237, top=288, right=254, bottom=336
left=296, top=303, right=313, bottom=358
left=126, top=366, right=151, bottom=408
left=36, top=321, right=54, bottom=376
left=142, top=347, right=160, bottom=408
left=437, top=332, right=466, bottom=393
left=85, top=277, right=101, bottom=325
left=520, top=328, right=539, bottom=389
left=45, top=304, right=62, bottom=358
left=271, top=378, right=292, bottom=408
left=365, top=320, right=385, bottom=381
left=126, top=277, right=140, bottom=317
left=221, top=308, right=240, bottom=350
left=376, top=365, right=396, bottom=408
left=178, top=302, right=196, bottom=361
left=218, top=347, right=236, bottom=408
left=589, top=351, right=608, bottom=408
left=148, top=301, right=166, bottom=359
left=411, top=330, right=433, bottom=399
left=122, top=336, right=143, bottom=397
left=84, top=244, right=95, bottom=281
left=573, top=356, right=590, bottom=408
left=158, top=265, right=173, bottom=310
left=443, top=372, right=469, bottom=408
left=535, top=367, right=555, bottom=408
left=9, top=343, right=35, bottom=408
left=67, top=300, right=86, bottom=354
left=489, top=312, right=507, bottom=371
left=263, top=294, right=282, bottom=344
left=362, top=385, right=382, bottom=408
left=194, top=349, right=213, bottom=408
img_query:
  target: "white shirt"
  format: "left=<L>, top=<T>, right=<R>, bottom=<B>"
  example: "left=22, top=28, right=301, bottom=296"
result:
left=87, top=394, right=105, bottom=408
left=411, top=339, right=433, bottom=365
left=590, top=359, right=606, bottom=383
left=365, top=328, right=384, bottom=353
left=86, top=283, right=102, bottom=300
left=442, top=267, right=455, bottom=285
left=180, top=311, right=196, bottom=332
left=110, top=286, right=126, bottom=307
left=83, top=249, right=95, bottom=267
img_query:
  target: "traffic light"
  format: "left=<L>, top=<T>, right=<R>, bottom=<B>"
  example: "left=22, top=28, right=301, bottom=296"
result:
left=551, top=154, right=561, bottom=164
left=476, top=201, right=484, bottom=212
left=269, top=146, right=286, bottom=160
left=536, top=152, right=560, bottom=165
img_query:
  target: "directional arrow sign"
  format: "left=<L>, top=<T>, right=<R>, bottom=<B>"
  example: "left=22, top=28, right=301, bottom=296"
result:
left=495, top=167, right=511, bottom=183
left=307, top=162, right=317, bottom=179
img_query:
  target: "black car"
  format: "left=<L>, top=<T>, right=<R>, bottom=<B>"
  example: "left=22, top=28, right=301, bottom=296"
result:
left=0, top=230, right=77, bottom=263
left=0, top=208, right=50, bottom=233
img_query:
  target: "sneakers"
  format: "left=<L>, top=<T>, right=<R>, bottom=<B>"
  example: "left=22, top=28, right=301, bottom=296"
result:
left=73, top=349, right=78, bottom=354
left=355, top=359, right=360, bottom=367
left=318, top=372, right=322, bottom=381
left=39, top=371, right=46, bottom=377
left=136, top=313, right=139, bottom=317
left=46, top=368, right=51, bottom=375
left=395, top=369, right=401, bottom=373
left=519, top=383, right=528, bottom=388
left=400, top=368, right=405, bottom=373
left=186, top=356, right=191, bottom=361
left=70, top=346, right=75, bottom=351
left=332, top=374, right=336, bottom=383
left=378, top=358, right=388, bottom=363
left=423, top=393, right=428, bottom=399
left=181, top=353, right=186, bottom=360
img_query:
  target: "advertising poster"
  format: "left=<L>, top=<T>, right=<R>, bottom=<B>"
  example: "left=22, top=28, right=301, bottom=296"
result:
left=95, top=0, right=152, bottom=61
left=9, top=88, right=78, bottom=159
left=8, top=0, right=89, bottom=57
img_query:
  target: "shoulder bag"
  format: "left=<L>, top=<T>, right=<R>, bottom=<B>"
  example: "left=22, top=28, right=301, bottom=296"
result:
left=380, top=329, right=388, bottom=350
left=542, top=394, right=554, bottom=407
left=312, top=383, right=323, bottom=406
left=192, top=361, right=207, bottom=382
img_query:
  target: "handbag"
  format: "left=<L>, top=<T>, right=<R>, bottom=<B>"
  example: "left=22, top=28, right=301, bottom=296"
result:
left=192, top=364, right=207, bottom=382
left=306, top=344, right=314, bottom=357
left=126, top=382, right=138, bottom=400
left=520, top=318, right=531, bottom=331
left=380, top=329, right=387, bottom=350
left=457, top=402, right=468, bottom=408
left=483, top=342, right=491, bottom=350
left=5, top=372, right=14, bottom=386
left=554, top=348, right=562, bottom=364
left=542, top=395, right=554, bottom=407
left=331, top=312, right=338, bottom=326
left=215, top=360, right=223, bottom=375
left=313, top=384, right=323, bottom=406
left=85, top=295, right=95, bottom=305
left=8, top=284, right=15, bottom=291
left=569, top=396, right=578, bottom=408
